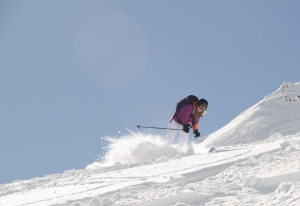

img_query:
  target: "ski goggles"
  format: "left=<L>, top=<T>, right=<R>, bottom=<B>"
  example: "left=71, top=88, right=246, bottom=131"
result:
left=198, top=104, right=207, bottom=110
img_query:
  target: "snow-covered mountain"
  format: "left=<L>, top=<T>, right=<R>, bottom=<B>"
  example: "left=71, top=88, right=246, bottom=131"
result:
left=1, top=82, right=300, bottom=206
left=201, top=82, right=300, bottom=148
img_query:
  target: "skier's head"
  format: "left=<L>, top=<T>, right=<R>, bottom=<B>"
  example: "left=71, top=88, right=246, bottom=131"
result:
left=197, top=99, right=208, bottom=110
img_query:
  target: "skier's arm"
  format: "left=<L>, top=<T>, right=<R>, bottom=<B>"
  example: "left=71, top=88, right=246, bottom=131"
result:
left=192, top=119, right=200, bottom=137
left=192, top=118, right=200, bottom=130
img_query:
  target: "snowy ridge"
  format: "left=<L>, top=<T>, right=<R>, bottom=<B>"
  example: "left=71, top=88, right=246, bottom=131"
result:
left=1, top=82, right=300, bottom=206
left=201, top=82, right=300, bottom=148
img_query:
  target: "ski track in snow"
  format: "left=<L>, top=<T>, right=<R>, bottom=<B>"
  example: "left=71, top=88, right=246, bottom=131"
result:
left=1, top=82, right=300, bottom=206
left=1, top=136, right=300, bottom=206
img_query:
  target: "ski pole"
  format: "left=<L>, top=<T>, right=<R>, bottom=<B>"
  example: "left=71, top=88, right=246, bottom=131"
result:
left=136, top=125, right=181, bottom=130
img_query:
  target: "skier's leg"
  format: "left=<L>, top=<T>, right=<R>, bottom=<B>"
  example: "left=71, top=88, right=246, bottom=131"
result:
left=179, top=129, right=189, bottom=146
left=166, top=119, right=181, bottom=145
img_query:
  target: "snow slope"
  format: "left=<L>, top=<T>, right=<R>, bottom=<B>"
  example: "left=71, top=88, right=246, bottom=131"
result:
left=201, top=82, right=300, bottom=148
left=1, top=82, right=300, bottom=206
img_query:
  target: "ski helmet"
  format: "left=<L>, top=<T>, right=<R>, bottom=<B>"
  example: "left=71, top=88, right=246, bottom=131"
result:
left=197, top=98, right=208, bottom=109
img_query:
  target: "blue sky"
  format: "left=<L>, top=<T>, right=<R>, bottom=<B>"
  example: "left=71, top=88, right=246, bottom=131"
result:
left=0, top=0, right=299, bottom=184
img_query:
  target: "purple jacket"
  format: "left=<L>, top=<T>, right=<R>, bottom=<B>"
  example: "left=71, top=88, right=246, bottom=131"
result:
left=172, top=104, right=200, bottom=130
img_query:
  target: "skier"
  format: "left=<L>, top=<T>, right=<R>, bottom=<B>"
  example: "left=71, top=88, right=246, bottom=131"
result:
left=166, top=96, right=208, bottom=146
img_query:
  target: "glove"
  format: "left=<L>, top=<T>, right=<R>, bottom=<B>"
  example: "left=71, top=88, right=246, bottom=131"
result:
left=193, top=130, right=200, bottom=137
left=182, top=124, right=191, bottom=133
